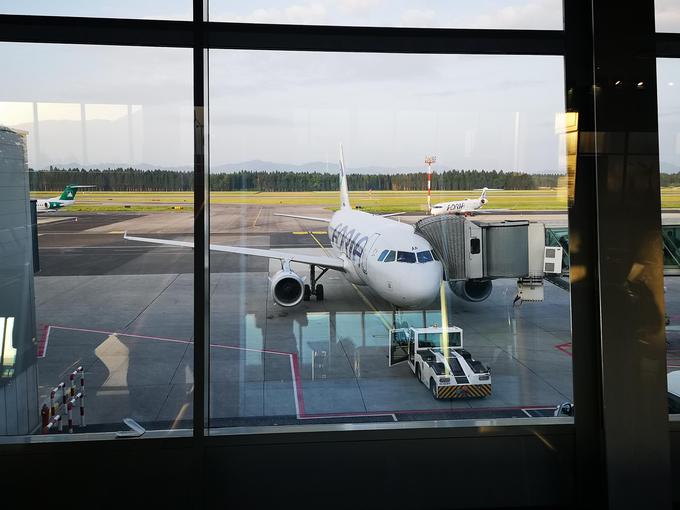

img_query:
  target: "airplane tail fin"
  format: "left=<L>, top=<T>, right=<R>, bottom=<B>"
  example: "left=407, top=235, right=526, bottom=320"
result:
left=480, top=187, right=488, bottom=203
left=59, top=184, right=95, bottom=201
left=59, top=185, right=78, bottom=201
left=339, top=145, right=350, bottom=210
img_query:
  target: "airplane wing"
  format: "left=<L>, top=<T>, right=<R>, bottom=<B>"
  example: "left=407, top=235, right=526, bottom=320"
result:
left=273, top=213, right=331, bottom=223
left=123, top=233, right=346, bottom=271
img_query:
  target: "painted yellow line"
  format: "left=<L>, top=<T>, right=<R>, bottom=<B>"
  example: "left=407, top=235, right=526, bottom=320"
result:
left=252, top=207, right=262, bottom=228
left=308, top=232, right=391, bottom=331
left=292, top=231, right=326, bottom=235
left=109, top=231, right=125, bottom=234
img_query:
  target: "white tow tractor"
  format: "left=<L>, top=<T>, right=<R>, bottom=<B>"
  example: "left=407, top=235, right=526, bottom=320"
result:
left=389, top=325, right=491, bottom=399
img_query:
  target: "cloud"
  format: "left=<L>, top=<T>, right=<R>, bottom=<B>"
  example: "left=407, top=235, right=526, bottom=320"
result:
left=223, top=3, right=327, bottom=24
left=336, top=0, right=382, bottom=15
left=467, top=0, right=562, bottom=30
left=399, top=8, right=435, bottom=28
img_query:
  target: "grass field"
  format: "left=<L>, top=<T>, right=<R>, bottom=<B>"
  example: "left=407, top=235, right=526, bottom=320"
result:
left=29, top=188, right=680, bottom=213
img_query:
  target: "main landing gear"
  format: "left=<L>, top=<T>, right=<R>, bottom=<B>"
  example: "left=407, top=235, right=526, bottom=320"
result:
left=303, top=264, right=327, bottom=302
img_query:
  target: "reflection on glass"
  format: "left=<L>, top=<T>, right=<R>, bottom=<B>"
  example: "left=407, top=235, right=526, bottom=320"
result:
left=0, top=43, right=193, bottom=435
left=656, top=58, right=680, bottom=414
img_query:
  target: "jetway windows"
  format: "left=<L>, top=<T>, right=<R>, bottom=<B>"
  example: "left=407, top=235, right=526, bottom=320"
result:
left=470, top=238, right=481, bottom=255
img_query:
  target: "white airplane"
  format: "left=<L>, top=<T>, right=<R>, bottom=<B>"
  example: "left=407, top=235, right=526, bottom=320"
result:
left=35, top=184, right=95, bottom=213
left=124, top=148, right=496, bottom=309
left=430, top=188, right=489, bottom=216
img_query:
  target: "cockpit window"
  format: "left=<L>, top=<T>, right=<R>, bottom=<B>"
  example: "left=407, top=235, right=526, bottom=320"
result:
left=384, top=250, right=396, bottom=262
left=417, top=250, right=434, bottom=263
left=377, top=249, right=389, bottom=262
left=396, top=251, right=416, bottom=263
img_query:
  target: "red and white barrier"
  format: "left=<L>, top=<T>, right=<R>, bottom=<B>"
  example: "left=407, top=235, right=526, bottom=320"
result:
left=42, top=367, right=85, bottom=434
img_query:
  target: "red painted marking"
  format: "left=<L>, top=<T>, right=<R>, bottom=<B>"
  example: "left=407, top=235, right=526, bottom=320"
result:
left=555, top=342, right=573, bottom=357
left=290, top=353, right=306, bottom=416
left=37, top=325, right=50, bottom=358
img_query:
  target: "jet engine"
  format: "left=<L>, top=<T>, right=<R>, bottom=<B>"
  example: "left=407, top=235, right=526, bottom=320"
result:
left=450, top=279, right=493, bottom=302
left=271, top=270, right=305, bottom=307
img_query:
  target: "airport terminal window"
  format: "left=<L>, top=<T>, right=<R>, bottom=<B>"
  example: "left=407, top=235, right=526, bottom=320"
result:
left=209, top=0, right=563, bottom=30
left=656, top=0, right=680, bottom=33
left=208, top=49, right=571, bottom=431
left=0, top=43, right=194, bottom=436
left=0, top=1, right=191, bottom=20
left=655, top=58, right=680, bottom=414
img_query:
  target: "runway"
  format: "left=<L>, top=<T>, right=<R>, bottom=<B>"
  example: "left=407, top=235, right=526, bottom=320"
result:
left=35, top=207, right=578, bottom=432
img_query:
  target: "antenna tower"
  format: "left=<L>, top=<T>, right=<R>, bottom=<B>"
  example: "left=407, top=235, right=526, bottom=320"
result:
left=425, top=155, right=437, bottom=213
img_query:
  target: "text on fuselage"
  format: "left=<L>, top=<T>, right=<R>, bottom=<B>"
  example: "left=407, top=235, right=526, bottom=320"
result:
left=329, top=223, right=369, bottom=262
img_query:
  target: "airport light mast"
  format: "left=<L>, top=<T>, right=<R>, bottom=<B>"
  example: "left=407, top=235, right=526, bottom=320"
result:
left=425, top=155, right=437, bottom=213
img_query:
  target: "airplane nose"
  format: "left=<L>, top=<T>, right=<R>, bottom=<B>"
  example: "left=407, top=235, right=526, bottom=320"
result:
left=397, top=265, right=441, bottom=309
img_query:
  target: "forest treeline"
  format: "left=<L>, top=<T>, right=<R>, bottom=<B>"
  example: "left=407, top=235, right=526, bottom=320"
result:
left=29, top=166, right=565, bottom=192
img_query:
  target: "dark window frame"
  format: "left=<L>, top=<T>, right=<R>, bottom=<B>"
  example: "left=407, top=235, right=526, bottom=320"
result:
left=0, top=3, right=677, bottom=507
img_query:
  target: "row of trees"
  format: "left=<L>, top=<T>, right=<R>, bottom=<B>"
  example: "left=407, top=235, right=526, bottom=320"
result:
left=29, top=167, right=564, bottom=192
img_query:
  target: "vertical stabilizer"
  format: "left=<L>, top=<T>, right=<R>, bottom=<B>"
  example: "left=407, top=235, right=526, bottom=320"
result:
left=59, top=185, right=77, bottom=201
left=339, top=145, right=351, bottom=210
left=480, top=187, right=488, bottom=202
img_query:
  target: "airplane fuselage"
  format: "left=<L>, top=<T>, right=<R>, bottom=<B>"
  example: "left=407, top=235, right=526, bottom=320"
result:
left=327, top=209, right=442, bottom=308
left=430, top=198, right=484, bottom=215
left=35, top=198, right=73, bottom=212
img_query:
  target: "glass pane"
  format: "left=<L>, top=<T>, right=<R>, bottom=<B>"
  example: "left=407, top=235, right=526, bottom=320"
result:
left=656, top=0, right=680, bottom=33
left=209, top=50, right=571, bottom=431
left=656, top=58, right=680, bottom=414
left=0, top=43, right=193, bottom=436
left=0, top=1, right=191, bottom=20
left=210, top=1, right=563, bottom=29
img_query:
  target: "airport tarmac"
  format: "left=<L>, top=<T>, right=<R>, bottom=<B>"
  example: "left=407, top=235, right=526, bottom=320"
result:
left=33, top=206, right=677, bottom=432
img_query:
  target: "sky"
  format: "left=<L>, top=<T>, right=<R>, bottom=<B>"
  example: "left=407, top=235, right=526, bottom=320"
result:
left=1, top=1, right=679, bottom=173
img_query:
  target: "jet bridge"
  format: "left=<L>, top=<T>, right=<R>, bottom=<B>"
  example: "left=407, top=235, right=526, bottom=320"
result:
left=414, top=215, right=559, bottom=301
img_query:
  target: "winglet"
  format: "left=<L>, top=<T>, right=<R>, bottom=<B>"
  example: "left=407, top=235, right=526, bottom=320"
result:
left=339, top=144, right=350, bottom=210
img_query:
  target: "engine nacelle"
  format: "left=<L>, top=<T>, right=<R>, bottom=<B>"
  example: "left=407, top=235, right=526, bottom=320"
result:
left=271, top=270, right=305, bottom=307
left=450, top=279, right=493, bottom=302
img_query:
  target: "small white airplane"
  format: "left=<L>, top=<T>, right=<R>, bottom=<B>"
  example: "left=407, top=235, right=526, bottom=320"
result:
left=430, top=188, right=490, bottom=216
left=125, top=148, right=494, bottom=309
left=35, top=184, right=95, bottom=213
